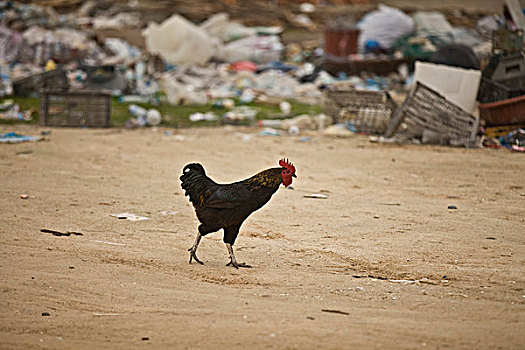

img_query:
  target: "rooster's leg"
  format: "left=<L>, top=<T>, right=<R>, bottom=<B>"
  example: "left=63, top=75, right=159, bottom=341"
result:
left=188, top=232, right=203, bottom=265
left=225, top=243, right=251, bottom=269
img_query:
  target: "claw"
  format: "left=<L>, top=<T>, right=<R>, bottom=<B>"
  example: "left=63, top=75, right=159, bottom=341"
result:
left=189, top=249, right=204, bottom=265
left=226, top=259, right=251, bottom=268
left=226, top=260, right=238, bottom=269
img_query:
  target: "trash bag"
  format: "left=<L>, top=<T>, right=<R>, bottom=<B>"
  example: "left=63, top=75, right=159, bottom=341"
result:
left=200, top=13, right=255, bottom=42
left=428, top=44, right=480, bottom=70
left=143, top=14, right=217, bottom=65
left=357, top=5, right=414, bottom=52
left=84, top=66, right=128, bottom=93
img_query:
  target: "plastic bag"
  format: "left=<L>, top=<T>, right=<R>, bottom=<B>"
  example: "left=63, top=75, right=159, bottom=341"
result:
left=143, top=14, right=217, bottom=65
left=357, top=5, right=414, bottom=52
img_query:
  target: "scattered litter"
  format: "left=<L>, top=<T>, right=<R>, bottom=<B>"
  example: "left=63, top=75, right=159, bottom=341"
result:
left=279, top=101, right=291, bottom=115
left=304, top=193, right=328, bottom=199
left=41, top=312, right=51, bottom=317
left=321, top=309, right=349, bottom=315
left=93, top=313, right=124, bottom=316
left=281, top=114, right=327, bottom=132
left=141, top=337, right=150, bottom=341
left=189, top=112, right=218, bottom=122
left=168, top=135, right=188, bottom=142
left=213, top=98, right=235, bottom=109
left=499, top=129, right=525, bottom=151
left=223, top=106, right=257, bottom=124
left=448, top=205, right=458, bottom=210
left=160, top=210, right=179, bottom=216
left=41, top=229, right=83, bottom=237
left=90, top=240, right=126, bottom=246
left=389, top=279, right=419, bottom=285
left=259, top=120, right=282, bottom=128
left=448, top=292, right=468, bottom=298
left=0, top=132, right=43, bottom=144
left=146, top=109, right=162, bottom=126
left=129, top=104, right=147, bottom=121
left=231, top=61, right=257, bottom=73
left=323, top=124, right=355, bottom=137
left=0, top=103, right=32, bottom=121
left=110, top=213, right=149, bottom=221
left=419, top=278, right=437, bottom=285
left=300, top=3, right=316, bottom=13
left=259, top=128, right=281, bottom=136
left=20, top=194, right=29, bottom=199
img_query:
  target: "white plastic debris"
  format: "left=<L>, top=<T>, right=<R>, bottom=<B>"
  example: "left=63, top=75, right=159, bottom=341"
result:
left=110, top=213, right=149, bottom=221
left=323, top=124, right=355, bottom=137
left=200, top=13, right=256, bottom=42
left=413, top=11, right=454, bottom=37
left=162, top=73, right=209, bottom=105
left=93, top=13, right=140, bottom=30
left=160, top=210, right=179, bottom=216
left=146, top=109, right=161, bottom=126
left=300, top=3, right=316, bottom=13
left=216, top=35, right=283, bottom=63
left=143, top=14, right=216, bottom=65
left=357, top=5, right=415, bottom=52
left=129, top=104, right=147, bottom=118
left=413, top=61, right=481, bottom=113
left=279, top=101, right=291, bottom=115
left=90, top=240, right=126, bottom=246
left=281, top=114, right=318, bottom=131
left=189, top=112, right=218, bottom=122
left=304, top=193, right=328, bottom=199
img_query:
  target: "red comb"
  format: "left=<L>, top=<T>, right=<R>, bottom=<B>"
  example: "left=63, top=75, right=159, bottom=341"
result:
left=279, top=158, right=296, bottom=174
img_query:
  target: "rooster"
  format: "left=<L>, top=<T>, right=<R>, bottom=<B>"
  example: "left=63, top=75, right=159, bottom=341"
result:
left=180, top=159, right=296, bottom=268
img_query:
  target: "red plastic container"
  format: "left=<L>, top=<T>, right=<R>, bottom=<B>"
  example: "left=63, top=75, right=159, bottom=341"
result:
left=324, top=29, right=360, bottom=57
left=479, top=94, right=525, bottom=126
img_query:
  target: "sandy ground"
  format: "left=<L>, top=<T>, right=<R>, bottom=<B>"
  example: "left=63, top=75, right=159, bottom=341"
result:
left=1, top=124, right=524, bottom=349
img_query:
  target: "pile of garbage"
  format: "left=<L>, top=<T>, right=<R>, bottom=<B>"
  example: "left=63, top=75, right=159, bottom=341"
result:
left=0, top=1, right=336, bottom=126
left=0, top=0, right=523, bottom=151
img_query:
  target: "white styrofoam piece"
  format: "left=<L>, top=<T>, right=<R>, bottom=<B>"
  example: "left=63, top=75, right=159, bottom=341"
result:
left=413, top=61, right=481, bottom=113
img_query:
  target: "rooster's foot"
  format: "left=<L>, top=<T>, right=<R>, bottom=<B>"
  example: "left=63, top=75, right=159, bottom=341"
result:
left=226, top=260, right=252, bottom=269
left=188, top=248, right=204, bottom=265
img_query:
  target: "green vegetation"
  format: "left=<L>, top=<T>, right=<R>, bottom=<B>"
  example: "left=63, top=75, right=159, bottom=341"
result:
left=1, top=96, right=322, bottom=127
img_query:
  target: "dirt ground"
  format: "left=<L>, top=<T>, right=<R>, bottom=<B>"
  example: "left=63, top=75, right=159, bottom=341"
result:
left=1, top=124, right=524, bottom=349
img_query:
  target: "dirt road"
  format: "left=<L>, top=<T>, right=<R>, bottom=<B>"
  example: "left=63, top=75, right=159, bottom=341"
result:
left=1, top=125, right=524, bottom=349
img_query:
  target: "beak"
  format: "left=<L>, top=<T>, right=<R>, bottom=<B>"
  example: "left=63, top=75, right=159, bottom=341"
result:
left=292, top=174, right=297, bottom=178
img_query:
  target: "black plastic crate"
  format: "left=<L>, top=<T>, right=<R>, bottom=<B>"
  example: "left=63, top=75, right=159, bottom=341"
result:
left=482, top=53, right=525, bottom=91
left=13, top=69, right=69, bottom=96
left=40, top=90, right=111, bottom=127
left=477, top=77, right=525, bottom=103
left=323, top=86, right=397, bottom=134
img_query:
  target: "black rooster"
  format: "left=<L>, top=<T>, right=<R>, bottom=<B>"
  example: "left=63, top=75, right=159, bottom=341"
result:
left=180, top=159, right=296, bottom=268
